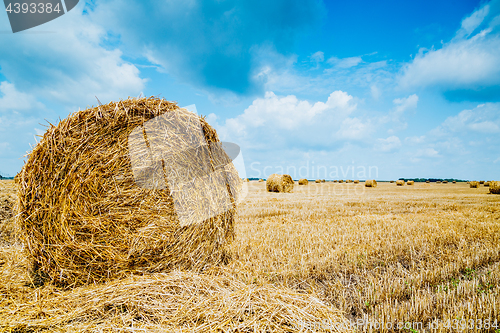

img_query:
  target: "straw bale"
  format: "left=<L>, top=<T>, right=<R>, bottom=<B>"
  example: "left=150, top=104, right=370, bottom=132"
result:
left=321, top=179, right=326, bottom=183
left=390, top=180, right=394, bottom=183
left=396, top=180, right=404, bottom=186
left=484, top=181, right=490, bottom=187
left=470, top=181, right=479, bottom=188
left=480, top=181, right=485, bottom=184
left=452, top=181, right=456, bottom=184
left=353, top=180, right=360, bottom=184
left=365, top=180, right=377, bottom=187
left=333, top=180, right=338, bottom=183
left=16, top=97, right=241, bottom=287
left=258, top=179, right=264, bottom=182
left=266, top=174, right=294, bottom=193
left=426, top=180, right=430, bottom=183
left=489, top=181, right=500, bottom=194
left=407, top=180, right=414, bottom=185
left=298, top=178, right=308, bottom=185
left=443, top=180, right=448, bottom=184
left=315, top=179, right=321, bottom=183
left=338, top=180, right=344, bottom=183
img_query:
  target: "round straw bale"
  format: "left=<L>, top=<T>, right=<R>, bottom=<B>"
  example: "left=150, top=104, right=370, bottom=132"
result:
left=469, top=181, right=479, bottom=188
left=489, top=181, right=500, bottom=194
left=315, top=179, right=321, bottom=183
left=321, top=179, right=326, bottom=183
left=407, top=180, right=414, bottom=185
left=479, top=180, right=485, bottom=184
left=396, top=180, right=404, bottom=186
left=16, top=97, right=241, bottom=287
left=339, top=180, right=344, bottom=183
left=365, top=179, right=377, bottom=187
left=426, top=180, right=430, bottom=183
left=266, top=174, right=294, bottom=193
left=484, top=181, right=490, bottom=187
left=298, top=178, right=308, bottom=185
left=452, top=181, right=456, bottom=184
left=333, top=180, right=338, bottom=183
left=353, top=180, right=360, bottom=184
left=390, top=180, right=394, bottom=183
left=436, top=181, right=441, bottom=184
left=258, top=179, right=264, bottom=182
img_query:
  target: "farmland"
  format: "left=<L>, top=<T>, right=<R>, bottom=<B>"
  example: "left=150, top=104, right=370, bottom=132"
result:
left=1, top=179, right=499, bottom=331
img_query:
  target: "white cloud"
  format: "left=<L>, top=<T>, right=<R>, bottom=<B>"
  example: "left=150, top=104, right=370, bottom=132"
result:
left=415, top=148, right=440, bottom=158
left=375, top=136, right=401, bottom=152
left=337, top=117, right=371, bottom=140
left=0, top=82, right=44, bottom=112
left=327, top=56, right=363, bottom=69
left=310, top=51, right=324, bottom=64
left=0, top=7, right=146, bottom=108
left=393, top=94, right=418, bottom=114
left=399, top=2, right=500, bottom=94
left=438, top=103, right=500, bottom=134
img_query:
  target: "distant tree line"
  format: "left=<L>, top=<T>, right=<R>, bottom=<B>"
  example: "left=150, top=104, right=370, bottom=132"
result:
left=398, top=178, right=467, bottom=182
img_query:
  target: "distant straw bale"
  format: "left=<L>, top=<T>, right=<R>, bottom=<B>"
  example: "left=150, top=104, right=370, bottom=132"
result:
left=321, top=179, right=326, bottom=183
left=266, top=174, right=294, bottom=193
left=339, top=180, right=344, bottom=183
left=407, top=181, right=414, bottom=185
left=346, top=180, right=352, bottom=183
left=470, top=181, right=479, bottom=188
left=480, top=181, right=485, bottom=184
left=16, top=97, right=241, bottom=287
left=354, top=180, right=360, bottom=184
left=443, top=180, right=448, bottom=184
left=258, top=179, right=264, bottom=182
left=489, top=181, right=500, bottom=194
left=484, top=181, right=490, bottom=187
left=426, top=180, right=430, bottom=183
left=396, top=180, right=404, bottom=186
left=452, top=181, right=456, bottom=184
left=436, top=181, right=441, bottom=184
left=365, top=180, right=377, bottom=187
left=298, top=179, right=308, bottom=185
left=315, top=179, right=321, bottom=183
left=390, top=180, right=394, bottom=183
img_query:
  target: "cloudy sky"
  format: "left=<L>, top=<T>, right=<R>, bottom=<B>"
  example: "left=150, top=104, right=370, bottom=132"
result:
left=1, top=0, right=499, bottom=180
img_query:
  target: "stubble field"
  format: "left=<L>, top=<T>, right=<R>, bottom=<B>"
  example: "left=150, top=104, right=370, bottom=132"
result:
left=1, top=179, right=499, bottom=332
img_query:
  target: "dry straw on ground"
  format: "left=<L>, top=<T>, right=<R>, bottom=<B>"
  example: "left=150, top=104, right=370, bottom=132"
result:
left=298, top=179, right=308, bottom=185
left=470, top=181, right=480, bottom=188
left=407, top=181, right=415, bottom=185
left=244, top=178, right=250, bottom=182
left=365, top=180, right=377, bottom=187
left=266, top=174, right=294, bottom=193
left=16, top=97, right=241, bottom=287
left=0, top=253, right=348, bottom=333
left=489, top=181, right=500, bottom=194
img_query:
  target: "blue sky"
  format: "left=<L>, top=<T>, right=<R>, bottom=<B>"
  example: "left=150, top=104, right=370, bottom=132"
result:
left=1, top=0, right=499, bottom=180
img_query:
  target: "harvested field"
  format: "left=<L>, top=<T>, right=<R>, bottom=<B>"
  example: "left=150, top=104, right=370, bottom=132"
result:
left=1, top=180, right=499, bottom=332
